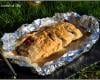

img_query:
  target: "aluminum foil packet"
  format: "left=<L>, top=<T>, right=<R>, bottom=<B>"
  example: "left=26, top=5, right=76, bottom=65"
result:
left=1, top=12, right=100, bottom=75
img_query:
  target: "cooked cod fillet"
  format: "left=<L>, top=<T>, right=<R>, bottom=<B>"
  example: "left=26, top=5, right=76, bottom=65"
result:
left=15, top=21, right=83, bottom=66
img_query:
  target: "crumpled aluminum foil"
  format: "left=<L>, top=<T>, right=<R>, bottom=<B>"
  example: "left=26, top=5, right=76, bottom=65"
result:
left=1, top=12, right=99, bottom=75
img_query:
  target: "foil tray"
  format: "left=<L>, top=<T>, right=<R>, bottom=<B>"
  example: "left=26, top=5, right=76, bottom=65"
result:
left=1, top=12, right=100, bottom=75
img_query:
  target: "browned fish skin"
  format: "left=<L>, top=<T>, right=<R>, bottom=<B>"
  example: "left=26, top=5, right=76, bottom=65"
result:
left=15, top=22, right=83, bottom=66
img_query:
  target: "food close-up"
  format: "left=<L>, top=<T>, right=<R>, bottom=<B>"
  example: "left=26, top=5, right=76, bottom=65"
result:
left=0, top=1, right=100, bottom=79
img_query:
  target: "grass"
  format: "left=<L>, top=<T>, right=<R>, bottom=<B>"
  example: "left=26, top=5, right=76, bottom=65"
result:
left=0, top=1, right=100, bottom=37
left=70, top=61, right=100, bottom=79
left=0, top=1, right=100, bottom=79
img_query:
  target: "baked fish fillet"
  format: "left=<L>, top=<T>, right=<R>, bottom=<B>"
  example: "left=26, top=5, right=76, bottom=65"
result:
left=14, top=22, right=83, bottom=66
